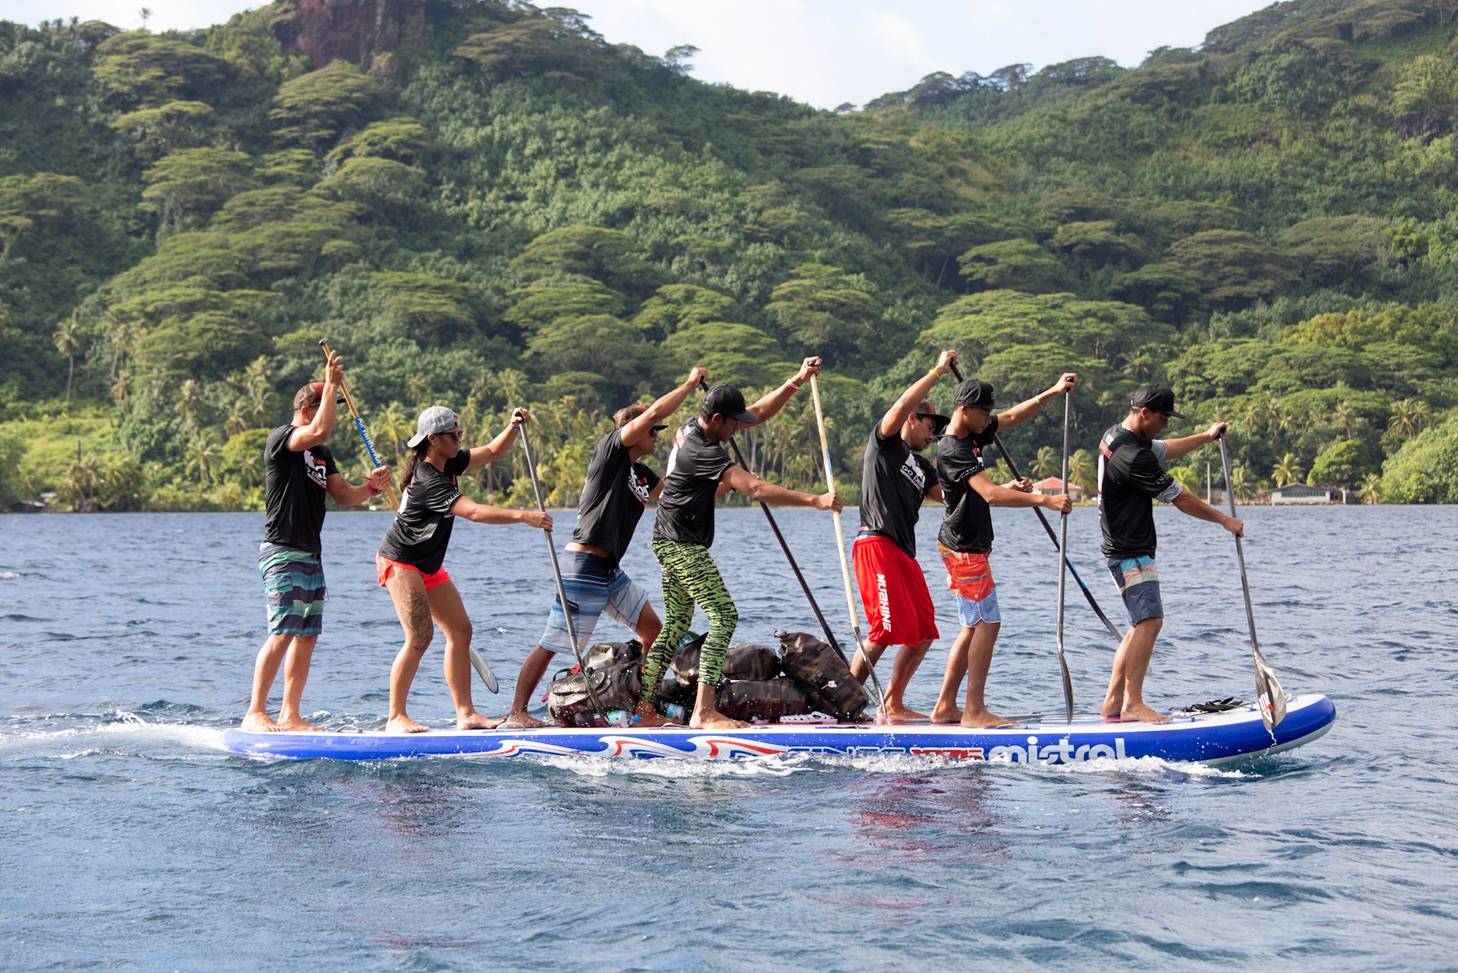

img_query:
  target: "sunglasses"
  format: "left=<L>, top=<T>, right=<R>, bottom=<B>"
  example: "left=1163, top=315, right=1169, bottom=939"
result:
left=436, top=429, right=462, bottom=441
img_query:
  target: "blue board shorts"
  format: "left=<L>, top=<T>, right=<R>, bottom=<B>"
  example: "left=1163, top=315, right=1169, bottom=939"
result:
left=1108, top=555, right=1163, bottom=624
left=259, top=542, right=325, bottom=638
left=538, top=550, right=650, bottom=653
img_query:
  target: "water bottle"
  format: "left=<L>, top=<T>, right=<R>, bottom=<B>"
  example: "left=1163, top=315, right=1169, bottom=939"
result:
left=605, top=709, right=632, bottom=727
left=660, top=703, right=687, bottom=724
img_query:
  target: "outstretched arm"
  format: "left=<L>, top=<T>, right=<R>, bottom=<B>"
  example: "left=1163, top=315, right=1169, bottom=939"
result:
left=970, top=470, right=1070, bottom=513
left=722, top=464, right=842, bottom=511
left=1172, top=491, right=1243, bottom=535
left=466, top=408, right=529, bottom=471
left=1164, top=421, right=1227, bottom=462
left=746, top=356, right=821, bottom=426
left=325, top=467, right=390, bottom=507
left=450, top=494, right=553, bottom=528
left=994, top=372, right=1077, bottom=432
left=621, top=366, right=708, bottom=448
left=880, top=349, right=957, bottom=438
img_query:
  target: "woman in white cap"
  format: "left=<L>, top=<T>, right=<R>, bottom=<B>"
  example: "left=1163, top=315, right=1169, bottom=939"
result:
left=376, top=405, right=551, bottom=733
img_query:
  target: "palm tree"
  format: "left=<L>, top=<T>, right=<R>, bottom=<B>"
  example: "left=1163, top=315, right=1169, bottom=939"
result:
left=53, top=316, right=79, bottom=408
left=1359, top=472, right=1383, bottom=505
left=1332, top=400, right=1361, bottom=439
left=1068, top=448, right=1094, bottom=495
left=178, top=379, right=201, bottom=432
left=1388, top=398, right=1430, bottom=440
left=1272, top=452, right=1304, bottom=488
left=243, top=356, right=272, bottom=424
left=185, top=434, right=220, bottom=486
left=223, top=398, right=248, bottom=438
left=239, top=450, right=262, bottom=487
left=1032, top=446, right=1058, bottom=479
left=1228, top=464, right=1249, bottom=502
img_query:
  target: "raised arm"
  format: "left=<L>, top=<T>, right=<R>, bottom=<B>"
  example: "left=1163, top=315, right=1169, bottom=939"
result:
left=287, top=352, right=343, bottom=451
left=466, top=408, right=529, bottom=470
left=994, top=371, right=1077, bottom=432
left=1164, top=421, right=1227, bottom=462
left=722, top=464, right=841, bottom=511
left=880, top=349, right=957, bottom=438
left=621, top=366, right=708, bottom=448
left=746, top=357, right=821, bottom=426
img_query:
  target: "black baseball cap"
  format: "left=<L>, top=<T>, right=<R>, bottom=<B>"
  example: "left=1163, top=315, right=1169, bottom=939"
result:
left=952, top=379, right=995, bottom=410
left=702, top=383, right=757, bottom=423
left=1130, top=384, right=1184, bottom=418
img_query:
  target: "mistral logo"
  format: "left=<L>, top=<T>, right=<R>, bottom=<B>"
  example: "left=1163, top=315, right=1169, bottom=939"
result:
left=875, top=572, right=892, bottom=633
left=912, top=736, right=1130, bottom=763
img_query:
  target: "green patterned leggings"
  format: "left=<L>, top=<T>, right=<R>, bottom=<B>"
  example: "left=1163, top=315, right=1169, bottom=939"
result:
left=641, top=538, right=738, bottom=701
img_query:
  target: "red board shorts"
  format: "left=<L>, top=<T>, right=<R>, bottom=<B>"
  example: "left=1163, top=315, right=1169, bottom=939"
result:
left=376, top=555, right=452, bottom=591
left=938, top=544, right=1001, bottom=628
left=852, top=533, right=939, bottom=647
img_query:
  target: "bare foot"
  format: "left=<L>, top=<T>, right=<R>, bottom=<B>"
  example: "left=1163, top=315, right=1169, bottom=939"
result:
left=635, top=702, right=681, bottom=727
left=457, top=711, right=503, bottom=731
left=275, top=716, right=321, bottom=732
left=691, top=709, right=749, bottom=729
left=1101, top=695, right=1123, bottom=722
left=499, top=711, right=546, bottom=729
left=387, top=715, right=430, bottom=734
left=929, top=705, right=962, bottom=725
left=241, top=712, right=282, bottom=732
left=960, top=708, right=1019, bottom=729
left=1120, top=703, right=1169, bottom=724
left=878, top=704, right=929, bottom=724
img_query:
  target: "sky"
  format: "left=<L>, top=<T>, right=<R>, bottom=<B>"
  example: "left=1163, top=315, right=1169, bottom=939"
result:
left=2, top=0, right=1274, bottom=109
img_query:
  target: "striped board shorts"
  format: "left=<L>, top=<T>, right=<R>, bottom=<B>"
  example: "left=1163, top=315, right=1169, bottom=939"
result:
left=259, top=542, right=326, bottom=638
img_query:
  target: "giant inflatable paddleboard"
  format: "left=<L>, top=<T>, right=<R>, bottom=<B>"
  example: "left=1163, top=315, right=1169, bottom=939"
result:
left=223, top=692, right=1334, bottom=765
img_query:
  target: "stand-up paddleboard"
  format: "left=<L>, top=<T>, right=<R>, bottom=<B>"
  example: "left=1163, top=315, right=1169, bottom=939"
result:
left=223, top=693, right=1334, bottom=765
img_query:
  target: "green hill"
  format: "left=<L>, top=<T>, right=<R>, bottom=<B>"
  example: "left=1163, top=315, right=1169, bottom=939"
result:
left=1, top=0, right=1455, bottom=510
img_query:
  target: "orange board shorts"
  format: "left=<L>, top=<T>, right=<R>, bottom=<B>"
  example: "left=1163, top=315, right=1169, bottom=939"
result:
left=376, top=555, right=452, bottom=590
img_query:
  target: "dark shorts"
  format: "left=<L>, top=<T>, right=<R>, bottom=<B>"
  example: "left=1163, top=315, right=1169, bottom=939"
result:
left=1107, top=555, right=1163, bottom=625
left=259, top=542, right=325, bottom=638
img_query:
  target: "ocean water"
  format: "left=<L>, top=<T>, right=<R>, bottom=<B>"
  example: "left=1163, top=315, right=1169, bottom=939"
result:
left=1, top=504, right=1454, bottom=971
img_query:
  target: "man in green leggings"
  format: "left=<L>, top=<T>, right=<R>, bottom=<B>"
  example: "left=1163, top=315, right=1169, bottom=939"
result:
left=637, top=358, right=842, bottom=729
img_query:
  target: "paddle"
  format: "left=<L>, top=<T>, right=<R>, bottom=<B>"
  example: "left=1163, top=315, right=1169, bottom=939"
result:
left=318, top=338, right=497, bottom=694
left=947, top=361, right=1122, bottom=641
left=1218, top=435, right=1287, bottom=730
left=698, top=379, right=854, bottom=672
left=807, top=374, right=887, bottom=711
left=513, top=413, right=611, bottom=726
left=1053, top=386, right=1074, bottom=722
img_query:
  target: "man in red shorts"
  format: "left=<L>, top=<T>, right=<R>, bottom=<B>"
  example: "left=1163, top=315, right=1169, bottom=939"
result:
left=848, top=349, right=958, bottom=721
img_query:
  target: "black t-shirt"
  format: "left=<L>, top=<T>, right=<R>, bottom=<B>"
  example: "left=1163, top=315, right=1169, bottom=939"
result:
left=572, top=428, right=661, bottom=565
left=378, top=449, right=471, bottom=573
left=935, top=416, right=1000, bottom=554
left=262, top=424, right=337, bottom=555
left=1098, top=424, right=1181, bottom=559
left=858, top=427, right=935, bottom=558
left=653, top=420, right=733, bottom=548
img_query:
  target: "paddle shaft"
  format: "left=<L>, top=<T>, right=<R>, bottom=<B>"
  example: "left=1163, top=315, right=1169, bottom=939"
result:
left=1218, top=436, right=1286, bottom=730
left=1054, top=388, right=1073, bottom=722
left=515, top=420, right=611, bottom=724
left=947, top=362, right=1122, bottom=641
left=698, top=380, right=852, bottom=670
left=318, top=339, right=398, bottom=509
left=807, top=375, right=886, bottom=708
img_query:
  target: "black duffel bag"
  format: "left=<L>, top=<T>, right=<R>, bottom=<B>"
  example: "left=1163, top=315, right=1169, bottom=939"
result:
left=666, top=631, right=710, bottom=696
left=776, top=630, right=869, bottom=722
left=724, top=643, right=779, bottom=681
left=547, top=662, right=641, bottom=727
left=716, top=677, right=809, bottom=722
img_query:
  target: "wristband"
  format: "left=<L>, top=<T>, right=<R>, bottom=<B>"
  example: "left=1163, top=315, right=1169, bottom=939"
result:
left=786, top=379, right=802, bottom=392
left=367, top=482, right=382, bottom=496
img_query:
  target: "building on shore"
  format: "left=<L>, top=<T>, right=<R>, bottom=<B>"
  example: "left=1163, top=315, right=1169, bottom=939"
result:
left=1032, top=476, right=1086, bottom=501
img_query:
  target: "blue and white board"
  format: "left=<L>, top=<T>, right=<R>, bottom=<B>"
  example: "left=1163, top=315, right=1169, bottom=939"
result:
left=223, top=692, right=1335, bottom=765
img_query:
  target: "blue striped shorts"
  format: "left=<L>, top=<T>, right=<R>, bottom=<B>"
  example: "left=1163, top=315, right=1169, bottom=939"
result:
left=259, top=542, right=326, bottom=638
left=538, top=550, right=649, bottom=653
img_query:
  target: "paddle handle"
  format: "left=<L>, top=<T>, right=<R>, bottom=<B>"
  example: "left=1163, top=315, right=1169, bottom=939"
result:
left=1218, top=436, right=1260, bottom=653
left=808, top=375, right=885, bottom=707
left=516, top=418, right=609, bottom=723
left=318, top=339, right=398, bottom=509
left=1054, top=388, right=1073, bottom=722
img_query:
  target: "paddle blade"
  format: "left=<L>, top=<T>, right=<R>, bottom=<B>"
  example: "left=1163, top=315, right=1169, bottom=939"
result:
left=1253, top=648, right=1286, bottom=729
left=470, top=648, right=499, bottom=694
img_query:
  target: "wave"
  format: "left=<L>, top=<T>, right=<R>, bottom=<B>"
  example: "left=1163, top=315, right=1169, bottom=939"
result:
left=0, top=710, right=229, bottom=758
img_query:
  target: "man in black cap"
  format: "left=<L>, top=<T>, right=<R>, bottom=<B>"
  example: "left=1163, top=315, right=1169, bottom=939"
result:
left=502, top=366, right=709, bottom=728
left=847, top=348, right=958, bottom=722
left=930, top=371, right=1077, bottom=728
left=637, top=357, right=842, bottom=729
left=1098, top=383, right=1242, bottom=723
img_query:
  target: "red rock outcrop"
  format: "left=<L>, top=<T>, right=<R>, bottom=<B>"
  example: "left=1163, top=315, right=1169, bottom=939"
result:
left=271, top=0, right=427, bottom=76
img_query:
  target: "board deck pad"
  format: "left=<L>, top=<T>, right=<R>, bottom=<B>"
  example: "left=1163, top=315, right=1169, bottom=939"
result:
left=223, top=693, right=1335, bottom=765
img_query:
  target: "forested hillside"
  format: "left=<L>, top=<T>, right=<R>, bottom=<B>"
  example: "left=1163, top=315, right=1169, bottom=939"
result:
left=2, top=0, right=1456, bottom=510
